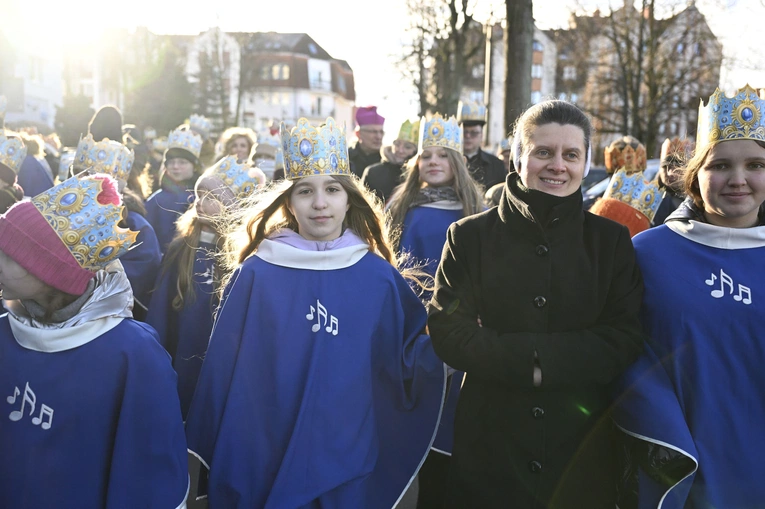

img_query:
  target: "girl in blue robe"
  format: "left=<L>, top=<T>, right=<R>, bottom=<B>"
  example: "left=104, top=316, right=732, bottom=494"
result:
left=614, top=85, right=765, bottom=509
left=147, top=156, right=264, bottom=419
left=146, top=125, right=204, bottom=252
left=387, top=114, right=484, bottom=509
left=0, top=174, right=188, bottom=509
left=184, top=117, right=446, bottom=509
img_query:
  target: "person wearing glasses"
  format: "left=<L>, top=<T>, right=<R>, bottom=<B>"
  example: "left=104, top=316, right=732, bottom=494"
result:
left=457, top=99, right=506, bottom=188
left=349, top=106, right=385, bottom=177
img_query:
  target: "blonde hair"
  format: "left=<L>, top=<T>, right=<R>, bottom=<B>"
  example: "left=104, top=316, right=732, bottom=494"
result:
left=387, top=148, right=484, bottom=228
left=19, top=132, right=44, bottom=158
left=218, top=128, right=257, bottom=160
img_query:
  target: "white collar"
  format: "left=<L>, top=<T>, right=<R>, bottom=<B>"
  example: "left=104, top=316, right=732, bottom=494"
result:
left=420, top=200, right=463, bottom=210
left=255, top=239, right=370, bottom=270
left=9, top=315, right=125, bottom=353
left=665, top=220, right=765, bottom=249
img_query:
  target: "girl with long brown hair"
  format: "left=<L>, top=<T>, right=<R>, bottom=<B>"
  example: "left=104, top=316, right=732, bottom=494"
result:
left=184, top=117, right=446, bottom=509
left=146, top=156, right=263, bottom=419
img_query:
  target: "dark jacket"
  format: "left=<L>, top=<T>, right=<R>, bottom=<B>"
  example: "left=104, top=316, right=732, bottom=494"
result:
left=428, top=173, right=646, bottom=509
left=466, top=149, right=506, bottom=188
left=360, top=145, right=405, bottom=203
left=348, top=141, right=382, bottom=178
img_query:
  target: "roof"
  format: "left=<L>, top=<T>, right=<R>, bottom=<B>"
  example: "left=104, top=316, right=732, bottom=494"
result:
left=230, top=32, right=334, bottom=60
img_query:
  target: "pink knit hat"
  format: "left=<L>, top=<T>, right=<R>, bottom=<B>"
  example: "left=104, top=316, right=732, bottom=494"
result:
left=355, top=106, right=385, bottom=127
left=0, top=175, right=134, bottom=295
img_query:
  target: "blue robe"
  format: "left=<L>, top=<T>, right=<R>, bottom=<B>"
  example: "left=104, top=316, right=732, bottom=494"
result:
left=185, top=240, right=446, bottom=509
left=17, top=155, right=54, bottom=197
left=0, top=317, right=188, bottom=509
left=121, top=211, right=162, bottom=311
left=614, top=223, right=765, bottom=508
left=146, top=234, right=218, bottom=419
left=145, top=184, right=194, bottom=252
left=399, top=202, right=463, bottom=455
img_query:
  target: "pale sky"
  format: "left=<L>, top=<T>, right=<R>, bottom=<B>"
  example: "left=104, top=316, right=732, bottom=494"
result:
left=1, top=0, right=761, bottom=141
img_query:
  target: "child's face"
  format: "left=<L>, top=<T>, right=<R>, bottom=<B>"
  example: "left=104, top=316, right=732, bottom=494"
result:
left=0, top=250, right=48, bottom=301
left=288, top=176, right=349, bottom=242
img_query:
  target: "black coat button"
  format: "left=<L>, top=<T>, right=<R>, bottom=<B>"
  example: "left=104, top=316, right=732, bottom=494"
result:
left=535, top=244, right=549, bottom=256
left=529, top=460, right=543, bottom=473
left=534, top=296, right=547, bottom=308
left=531, top=407, right=545, bottom=419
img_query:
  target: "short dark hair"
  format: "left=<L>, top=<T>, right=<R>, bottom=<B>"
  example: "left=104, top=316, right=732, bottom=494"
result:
left=512, top=100, right=592, bottom=165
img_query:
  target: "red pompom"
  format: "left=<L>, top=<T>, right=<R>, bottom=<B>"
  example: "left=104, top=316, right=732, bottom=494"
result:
left=91, top=175, right=122, bottom=206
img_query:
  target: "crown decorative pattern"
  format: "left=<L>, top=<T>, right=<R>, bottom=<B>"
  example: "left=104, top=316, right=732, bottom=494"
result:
left=605, top=139, right=647, bottom=174
left=208, top=156, right=262, bottom=199
left=167, top=126, right=203, bottom=159
left=397, top=119, right=420, bottom=145
left=419, top=114, right=463, bottom=155
left=189, top=114, right=214, bottom=140
left=603, top=170, right=664, bottom=222
left=74, top=134, right=134, bottom=183
left=280, top=117, right=350, bottom=180
left=457, top=100, right=487, bottom=124
left=0, top=132, right=27, bottom=174
left=697, top=85, right=765, bottom=149
left=32, top=175, right=138, bottom=271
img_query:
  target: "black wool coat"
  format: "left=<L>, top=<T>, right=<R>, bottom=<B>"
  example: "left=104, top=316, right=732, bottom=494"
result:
left=428, top=174, right=646, bottom=509
left=361, top=160, right=404, bottom=204
left=466, top=149, right=507, bottom=188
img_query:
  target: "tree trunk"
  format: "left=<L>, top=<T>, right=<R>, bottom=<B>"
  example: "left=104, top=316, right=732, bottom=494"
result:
left=504, top=0, right=534, bottom=132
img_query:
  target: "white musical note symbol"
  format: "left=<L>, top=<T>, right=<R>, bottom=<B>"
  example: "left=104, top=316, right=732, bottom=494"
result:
left=734, top=284, right=753, bottom=305
left=7, top=386, right=19, bottom=404
left=707, top=269, right=733, bottom=298
left=705, top=273, right=717, bottom=286
left=312, top=301, right=328, bottom=333
left=32, top=404, right=54, bottom=430
left=326, top=316, right=339, bottom=336
left=306, top=305, right=315, bottom=320
left=9, top=382, right=36, bottom=422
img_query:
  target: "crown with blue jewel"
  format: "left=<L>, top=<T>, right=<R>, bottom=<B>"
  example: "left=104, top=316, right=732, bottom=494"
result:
left=603, top=170, right=664, bottom=222
left=419, top=113, right=463, bottom=155
left=280, top=117, right=350, bottom=180
left=207, top=156, right=262, bottom=199
left=697, top=84, right=765, bottom=150
left=0, top=132, right=27, bottom=174
left=456, top=99, right=487, bottom=124
left=73, top=134, right=134, bottom=183
left=189, top=114, right=214, bottom=140
left=31, top=174, right=138, bottom=271
left=167, top=125, right=203, bottom=159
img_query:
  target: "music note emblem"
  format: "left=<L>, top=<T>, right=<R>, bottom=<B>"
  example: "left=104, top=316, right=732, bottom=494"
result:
left=32, top=404, right=54, bottom=430
left=306, top=299, right=339, bottom=336
left=8, top=382, right=36, bottom=422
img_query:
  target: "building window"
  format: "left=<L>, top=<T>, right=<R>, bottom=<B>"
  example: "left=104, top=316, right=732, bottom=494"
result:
left=531, top=91, right=542, bottom=104
left=261, top=66, right=270, bottom=80
left=337, top=75, right=347, bottom=94
left=531, top=64, right=543, bottom=79
left=270, top=64, right=290, bottom=81
left=532, top=40, right=544, bottom=52
left=563, top=65, right=576, bottom=81
left=317, top=97, right=322, bottom=116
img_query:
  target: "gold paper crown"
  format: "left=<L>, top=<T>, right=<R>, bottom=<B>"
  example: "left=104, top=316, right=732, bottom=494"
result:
left=419, top=114, right=463, bottom=155
left=189, top=114, right=214, bottom=140
left=205, top=156, right=263, bottom=200
left=660, top=137, right=693, bottom=162
left=167, top=126, right=203, bottom=159
left=397, top=119, right=420, bottom=145
left=604, top=136, right=647, bottom=174
left=603, top=170, right=664, bottom=222
left=697, top=84, right=765, bottom=150
left=457, top=100, right=487, bottom=124
left=280, top=117, right=350, bottom=180
left=0, top=132, right=27, bottom=174
left=32, top=174, right=138, bottom=271
left=73, top=134, right=134, bottom=183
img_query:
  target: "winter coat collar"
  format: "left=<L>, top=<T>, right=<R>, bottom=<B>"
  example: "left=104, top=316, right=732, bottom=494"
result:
left=498, top=172, right=584, bottom=233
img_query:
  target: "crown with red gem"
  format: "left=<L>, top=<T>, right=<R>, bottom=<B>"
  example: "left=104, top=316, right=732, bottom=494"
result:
left=697, top=84, right=765, bottom=150
left=280, top=117, right=350, bottom=180
left=31, top=174, right=138, bottom=271
left=73, top=134, right=134, bottom=184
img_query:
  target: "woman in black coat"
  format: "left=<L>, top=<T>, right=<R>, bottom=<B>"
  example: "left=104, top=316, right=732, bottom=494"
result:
left=427, top=100, right=646, bottom=509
